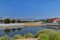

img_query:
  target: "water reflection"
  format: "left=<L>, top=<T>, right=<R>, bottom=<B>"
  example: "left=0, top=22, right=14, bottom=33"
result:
left=0, top=26, right=60, bottom=37
left=17, top=28, right=22, bottom=31
left=12, top=28, right=16, bottom=32
left=4, top=29, right=11, bottom=34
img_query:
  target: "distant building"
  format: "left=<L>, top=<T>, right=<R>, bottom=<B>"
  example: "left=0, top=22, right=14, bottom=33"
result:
left=47, top=18, right=60, bottom=23
left=0, top=17, right=4, bottom=23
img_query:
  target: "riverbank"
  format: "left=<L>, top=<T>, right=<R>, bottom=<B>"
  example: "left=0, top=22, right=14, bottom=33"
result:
left=0, top=23, right=59, bottom=29
left=0, top=23, right=43, bottom=28
left=24, top=22, right=43, bottom=26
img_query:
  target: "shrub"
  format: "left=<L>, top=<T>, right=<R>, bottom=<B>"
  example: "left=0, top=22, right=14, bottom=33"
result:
left=10, top=37, right=14, bottom=40
left=38, top=33, right=49, bottom=40
left=14, top=34, right=23, bottom=39
left=37, top=29, right=57, bottom=40
left=56, top=30, right=60, bottom=40
left=0, top=35, right=9, bottom=40
left=24, top=32, right=33, bottom=38
left=35, top=29, right=56, bottom=38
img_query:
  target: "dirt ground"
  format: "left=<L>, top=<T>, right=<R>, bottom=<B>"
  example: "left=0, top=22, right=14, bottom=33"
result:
left=15, top=38, right=37, bottom=40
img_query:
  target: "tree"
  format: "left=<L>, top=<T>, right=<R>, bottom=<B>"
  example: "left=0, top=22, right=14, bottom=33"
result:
left=17, top=19, right=21, bottom=23
left=4, top=18, right=11, bottom=23
left=24, top=32, right=33, bottom=38
left=11, top=19, right=16, bottom=23
left=45, top=20, right=49, bottom=22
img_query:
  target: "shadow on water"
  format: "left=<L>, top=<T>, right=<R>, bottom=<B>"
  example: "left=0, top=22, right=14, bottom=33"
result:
left=12, top=28, right=16, bottom=32
left=4, top=28, right=22, bottom=35
left=4, top=29, right=11, bottom=34
left=17, top=28, right=22, bottom=31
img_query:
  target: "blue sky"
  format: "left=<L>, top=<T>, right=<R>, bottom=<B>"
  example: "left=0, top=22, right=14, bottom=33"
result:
left=0, top=0, right=60, bottom=19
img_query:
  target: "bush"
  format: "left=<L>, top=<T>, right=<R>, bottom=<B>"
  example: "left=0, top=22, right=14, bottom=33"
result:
left=24, top=32, right=33, bottom=38
left=37, top=30, right=57, bottom=40
left=38, top=33, right=49, bottom=40
left=0, top=35, right=9, bottom=40
left=56, top=30, right=60, bottom=40
left=10, top=37, right=14, bottom=40
left=35, top=29, right=56, bottom=38
left=14, top=34, right=23, bottom=39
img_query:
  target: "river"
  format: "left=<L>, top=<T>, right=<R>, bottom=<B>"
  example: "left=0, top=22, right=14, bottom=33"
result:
left=0, top=26, right=59, bottom=37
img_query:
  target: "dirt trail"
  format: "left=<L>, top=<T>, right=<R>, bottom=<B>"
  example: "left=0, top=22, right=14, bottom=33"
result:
left=15, top=38, right=37, bottom=40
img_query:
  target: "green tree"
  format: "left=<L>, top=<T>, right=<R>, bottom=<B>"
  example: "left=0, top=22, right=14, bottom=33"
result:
left=4, top=18, right=11, bottom=23
left=17, top=19, right=21, bottom=23
left=11, top=19, right=16, bottom=23
left=45, top=20, right=49, bottom=22
left=24, top=32, right=33, bottom=38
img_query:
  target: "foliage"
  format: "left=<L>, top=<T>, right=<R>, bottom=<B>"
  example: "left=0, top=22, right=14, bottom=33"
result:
left=11, top=19, right=16, bottom=23
left=9, top=37, right=15, bottom=40
left=37, top=29, right=56, bottom=37
left=45, top=19, right=49, bottom=22
left=37, top=29, right=60, bottom=40
left=4, top=18, right=11, bottom=23
left=0, top=35, right=9, bottom=40
left=17, top=19, right=21, bottom=23
left=14, top=34, right=24, bottom=39
left=24, top=32, right=33, bottom=38
left=38, top=33, right=49, bottom=40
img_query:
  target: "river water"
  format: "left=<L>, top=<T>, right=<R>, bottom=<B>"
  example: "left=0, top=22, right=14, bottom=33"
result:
left=0, top=26, right=58, bottom=37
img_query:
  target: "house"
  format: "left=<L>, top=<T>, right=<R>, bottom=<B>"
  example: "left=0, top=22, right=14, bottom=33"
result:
left=47, top=18, right=60, bottom=23
left=0, top=17, right=4, bottom=23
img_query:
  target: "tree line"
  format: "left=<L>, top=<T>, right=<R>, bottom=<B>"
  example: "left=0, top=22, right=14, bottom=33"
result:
left=4, top=18, right=32, bottom=24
